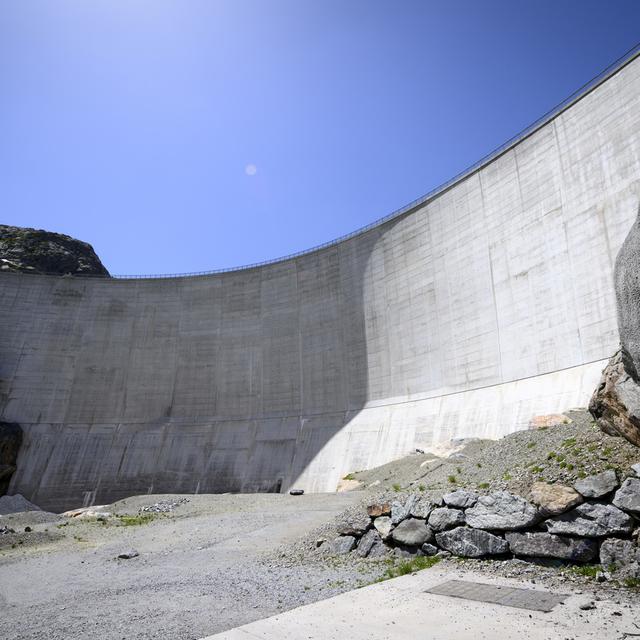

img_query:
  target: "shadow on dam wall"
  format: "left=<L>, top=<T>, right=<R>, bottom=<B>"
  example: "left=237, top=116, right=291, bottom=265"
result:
left=0, top=216, right=409, bottom=512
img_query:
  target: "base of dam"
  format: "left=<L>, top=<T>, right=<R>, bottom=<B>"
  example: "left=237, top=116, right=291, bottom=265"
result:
left=10, top=359, right=605, bottom=512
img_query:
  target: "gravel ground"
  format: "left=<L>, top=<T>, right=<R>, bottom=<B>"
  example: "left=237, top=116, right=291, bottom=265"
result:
left=0, top=493, right=388, bottom=640
left=1, top=410, right=639, bottom=639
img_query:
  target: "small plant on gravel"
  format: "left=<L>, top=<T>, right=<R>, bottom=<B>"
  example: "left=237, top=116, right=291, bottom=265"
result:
left=418, top=484, right=426, bottom=492
left=567, top=565, right=599, bottom=579
left=342, top=473, right=356, bottom=481
left=392, top=483, right=401, bottom=492
left=526, top=442, right=536, bottom=449
left=447, top=475, right=457, bottom=484
left=530, top=465, right=544, bottom=473
left=476, top=462, right=482, bottom=468
left=117, top=514, right=156, bottom=526
left=624, top=577, right=640, bottom=589
left=456, top=467, right=462, bottom=474
left=375, top=556, right=441, bottom=583
left=502, top=472, right=512, bottom=481
left=547, top=452, right=557, bottom=460
left=561, top=438, right=577, bottom=448
left=477, top=482, right=489, bottom=489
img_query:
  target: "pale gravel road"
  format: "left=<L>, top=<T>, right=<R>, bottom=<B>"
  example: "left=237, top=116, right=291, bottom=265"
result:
left=0, top=493, right=383, bottom=640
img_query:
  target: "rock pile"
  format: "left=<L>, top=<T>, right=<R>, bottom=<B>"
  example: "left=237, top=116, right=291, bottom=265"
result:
left=139, top=497, right=189, bottom=513
left=326, top=469, right=640, bottom=579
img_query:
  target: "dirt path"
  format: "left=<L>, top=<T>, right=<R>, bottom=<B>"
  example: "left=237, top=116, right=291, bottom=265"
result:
left=0, top=493, right=380, bottom=640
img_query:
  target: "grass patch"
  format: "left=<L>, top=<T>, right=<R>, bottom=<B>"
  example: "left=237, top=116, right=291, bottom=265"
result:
left=477, top=482, right=490, bottom=489
left=502, top=472, right=512, bottom=481
left=526, top=442, right=536, bottom=449
left=342, top=473, right=356, bottom=481
left=530, top=465, right=544, bottom=473
left=447, top=475, right=457, bottom=484
left=561, top=437, right=577, bottom=448
left=624, top=577, right=640, bottom=589
left=418, top=484, right=426, bottom=492
left=375, top=556, right=441, bottom=583
left=117, top=514, right=156, bottom=527
left=392, top=483, right=402, bottom=492
left=567, top=564, right=599, bottom=579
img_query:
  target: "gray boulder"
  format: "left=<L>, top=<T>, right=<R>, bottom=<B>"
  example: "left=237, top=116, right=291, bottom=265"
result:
left=574, top=470, right=619, bottom=498
left=357, top=529, right=383, bottom=558
left=373, top=516, right=393, bottom=539
left=428, top=507, right=465, bottom=532
left=442, top=489, right=478, bottom=509
left=390, top=518, right=433, bottom=546
left=328, top=536, right=356, bottom=555
left=336, top=511, right=370, bottom=536
left=435, top=527, right=509, bottom=558
left=409, top=497, right=434, bottom=519
left=505, top=532, right=598, bottom=562
left=600, top=538, right=640, bottom=579
left=546, top=502, right=634, bottom=537
left=465, top=492, right=539, bottom=530
left=612, top=478, right=640, bottom=515
left=631, top=463, right=640, bottom=477
left=391, top=495, right=418, bottom=525
left=420, top=543, right=439, bottom=556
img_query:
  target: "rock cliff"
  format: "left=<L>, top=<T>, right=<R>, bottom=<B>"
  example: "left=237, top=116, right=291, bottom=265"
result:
left=0, top=225, right=109, bottom=276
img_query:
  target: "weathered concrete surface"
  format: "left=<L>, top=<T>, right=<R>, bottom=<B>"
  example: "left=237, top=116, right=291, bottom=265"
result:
left=2, top=54, right=640, bottom=510
left=201, top=567, right=638, bottom=640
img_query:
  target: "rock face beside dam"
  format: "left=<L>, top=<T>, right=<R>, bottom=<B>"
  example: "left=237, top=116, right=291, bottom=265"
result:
left=2, top=53, right=640, bottom=511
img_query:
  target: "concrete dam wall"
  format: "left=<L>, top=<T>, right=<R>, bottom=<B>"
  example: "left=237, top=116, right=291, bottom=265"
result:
left=3, top=53, right=640, bottom=511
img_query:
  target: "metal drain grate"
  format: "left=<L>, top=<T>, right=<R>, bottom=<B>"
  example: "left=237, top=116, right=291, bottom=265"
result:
left=425, top=579, right=567, bottom=612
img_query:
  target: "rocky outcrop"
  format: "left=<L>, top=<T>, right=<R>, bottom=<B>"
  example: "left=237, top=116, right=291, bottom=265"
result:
left=590, top=210, right=640, bottom=447
left=0, top=422, right=22, bottom=496
left=0, top=225, right=109, bottom=276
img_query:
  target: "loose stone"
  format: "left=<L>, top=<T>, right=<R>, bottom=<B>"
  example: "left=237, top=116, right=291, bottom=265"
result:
left=505, top=531, right=598, bottom=562
left=574, top=470, right=619, bottom=498
left=435, top=526, right=509, bottom=558
left=428, top=507, right=465, bottom=532
left=465, top=491, right=539, bottom=530
left=545, top=502, right=634, bottom=537
left=390, top=518, right=433, bottom=546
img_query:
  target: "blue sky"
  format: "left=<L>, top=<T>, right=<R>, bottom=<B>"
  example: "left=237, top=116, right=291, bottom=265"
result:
left=2, top=1, right=640, bottom=275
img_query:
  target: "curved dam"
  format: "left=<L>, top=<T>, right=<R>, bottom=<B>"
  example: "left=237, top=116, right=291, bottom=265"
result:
left=3, top=52, right=640, bottom=511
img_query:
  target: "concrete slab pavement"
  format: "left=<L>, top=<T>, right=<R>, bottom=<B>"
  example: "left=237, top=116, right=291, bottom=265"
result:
left=202, top=567, right=639, bottom=640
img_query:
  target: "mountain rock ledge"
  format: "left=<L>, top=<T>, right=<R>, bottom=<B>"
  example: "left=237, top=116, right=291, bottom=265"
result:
left=0, top=224, right=109, bottom=276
